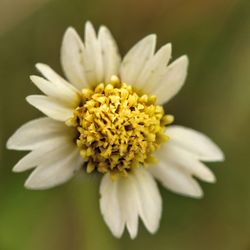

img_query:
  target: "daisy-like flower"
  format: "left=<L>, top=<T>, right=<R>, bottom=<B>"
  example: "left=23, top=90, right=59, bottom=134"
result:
left=7, top=21, right=224, bottom=239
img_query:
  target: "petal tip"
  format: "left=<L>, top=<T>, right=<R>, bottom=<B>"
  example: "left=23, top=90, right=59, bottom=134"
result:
left=65, top=26, right=75, bottom=33
left=148, top=33, right=157, bottom=43
left=180, top=55, right=189, bottom=68
left=217, top=150, right=225, bottom=162
left=129, top=232, right=138, bottom=240
left=147, top=223, right=160, bottom=235
left=35, top=62, right=43, bottom=69
left=12, top=166, right=22, bottom=173
left=192, top=188, right=204, bottom=199
left=204, top=172, right=217, bottom=183
left=24, top=179, right=34, bottom=190
left=85, top=20, right=95, bottom=30
left=24, top=178, right=45, bottom=190
left=25, top=95, right=33, bottom=104
left=29, top=75, right=35, bottom=81
left=6, top=137, right=13, bottom=150
left=165, top=43, right=172, bottom=52
left=35, top=63, right=47, bottom=73
left=63, top=27, right=79, bottom=41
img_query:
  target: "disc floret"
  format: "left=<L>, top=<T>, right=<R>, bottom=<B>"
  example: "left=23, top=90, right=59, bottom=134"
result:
left=67, top=76, right=173, bottom=178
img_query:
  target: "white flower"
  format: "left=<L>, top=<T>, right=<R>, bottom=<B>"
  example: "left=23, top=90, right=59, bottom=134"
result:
left=7, top=21, right=224, bottom=239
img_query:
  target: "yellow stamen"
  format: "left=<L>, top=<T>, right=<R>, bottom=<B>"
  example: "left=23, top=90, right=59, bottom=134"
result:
left=67, top=76, right=173, bottom=177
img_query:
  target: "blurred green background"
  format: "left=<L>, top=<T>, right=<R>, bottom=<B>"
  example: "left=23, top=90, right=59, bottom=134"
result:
left=0, top=0, right=250, bottom=249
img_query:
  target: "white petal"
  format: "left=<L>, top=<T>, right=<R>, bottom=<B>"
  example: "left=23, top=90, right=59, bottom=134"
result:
left=98, top=26, right=121, bottom=83
left=150, top=162, right=203, bottom=198
left=13, top=137, right=76, bottom=172
left=61, top=27, right=88, bottom=89
left=152, top=55, right=188, bottom=104
left=100, top=175, right=125, bottom=238
left=135, top=43, right=172, bottom=90
left=117, top=175, right=139, bottom=239
left=25, top=146, right=83, bottom=189
left=26, top=95, right=74, bottom=122
left=100, top=169, right=162, bottom=239
left=157, top=142, right=216, bottom=183
left=35, top=63, right=79, bottom=95
left=30, top=75, right=80, bottom=107
left=132, top=168, right=162, bottom=234
left=83, top=21, right=104, bottom=85
left=7, top=117, right=74, bottom=151
left=167, top=125, right=224, bottom=161
left=120, top=35, right=156, bottom=85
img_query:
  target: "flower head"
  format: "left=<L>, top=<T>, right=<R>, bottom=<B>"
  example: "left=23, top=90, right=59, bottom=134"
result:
left=7, top=21, right=224, bottom=239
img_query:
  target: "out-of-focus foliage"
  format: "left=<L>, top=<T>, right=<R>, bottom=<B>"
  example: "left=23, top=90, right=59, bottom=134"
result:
left=0, top=0, right=249, bottom=249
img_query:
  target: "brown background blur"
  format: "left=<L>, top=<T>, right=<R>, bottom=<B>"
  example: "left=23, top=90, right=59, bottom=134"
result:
left=0, top=0, right=250, bottom=249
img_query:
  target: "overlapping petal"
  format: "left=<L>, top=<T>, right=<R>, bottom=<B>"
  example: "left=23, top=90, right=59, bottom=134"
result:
left=30, top=74, right=80, bottom=107
left=98, top=26, right=121, bottom=83
left=119, top=35, right=188, bottom=105
left=166, top=125, right=224, bottom=161
left=35, top=63, right=80, bottom=99
left=100, top=168, right=162, bottom=239
left=120, top=35, right=156, bottom=85
left=150, top=126, right=223, bottom=198
left=7, top=117, right=75, bottom=151
left=150, top=162, right=203, bottom=198
left=61, top=27, right=88, bottom=89
left=7, top=117, right=82, bottom=189
left=26, top=95, right=75, bottom=122
left=135, top=43, right=172, bottom=90
left=149, top=55, right=188, bottom=104
left=83, top=21, right=104, bottom=85
left=25, top=145, right=83, bottom=189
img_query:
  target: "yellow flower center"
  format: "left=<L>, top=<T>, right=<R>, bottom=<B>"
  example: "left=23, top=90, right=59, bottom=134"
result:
left=67, top=76, right=173, bottom=178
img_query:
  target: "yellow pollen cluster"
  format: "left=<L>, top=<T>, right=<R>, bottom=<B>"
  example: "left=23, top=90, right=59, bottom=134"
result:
left=67, top=76, right=173, bottom=178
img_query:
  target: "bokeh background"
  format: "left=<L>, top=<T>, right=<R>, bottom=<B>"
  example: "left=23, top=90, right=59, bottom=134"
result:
left=1, top=0, right=250, bottom=249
